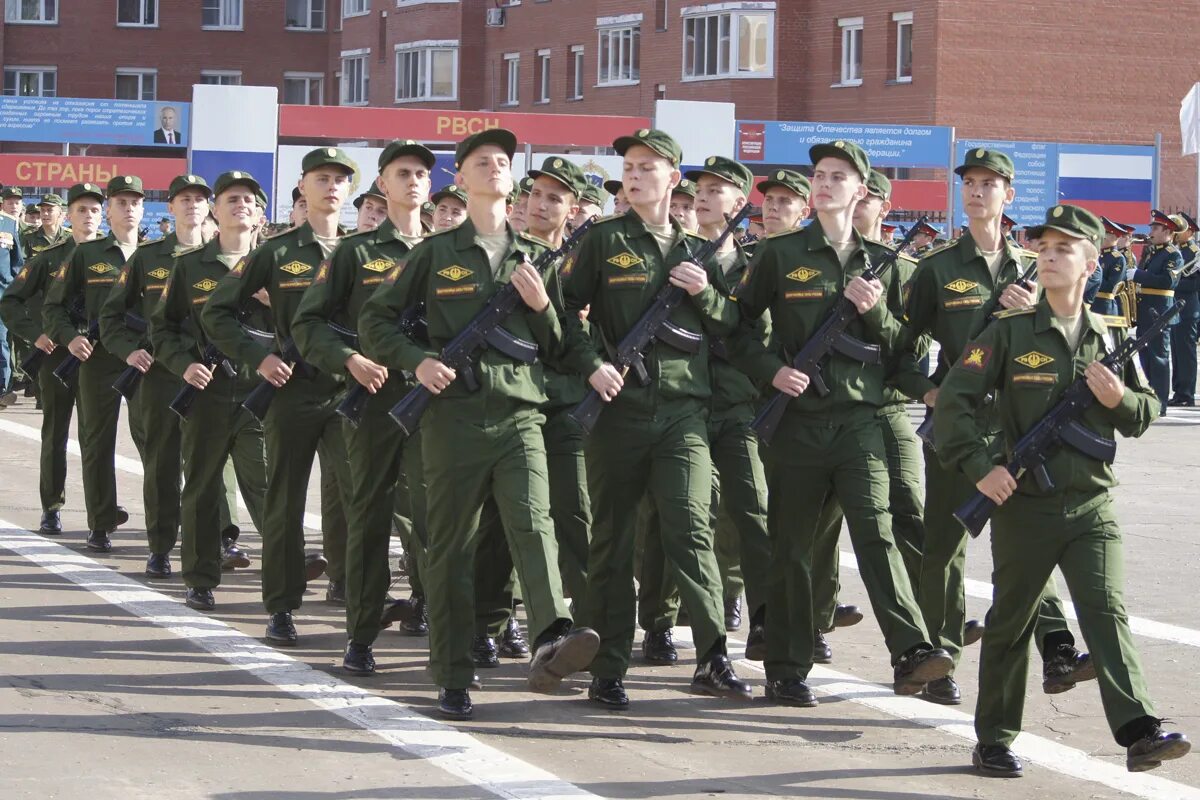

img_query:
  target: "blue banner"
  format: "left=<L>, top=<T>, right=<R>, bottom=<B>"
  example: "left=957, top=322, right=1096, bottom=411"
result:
left=0, top=96, right=190, bottom=148
left=737, top=120, right=952, bottom=169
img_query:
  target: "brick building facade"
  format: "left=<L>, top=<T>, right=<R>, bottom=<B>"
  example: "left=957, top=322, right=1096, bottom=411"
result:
left=2, top=0, right=1197, bottom=210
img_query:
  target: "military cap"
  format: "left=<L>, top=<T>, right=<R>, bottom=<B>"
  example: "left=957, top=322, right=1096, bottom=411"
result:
left=432, top=184, right=467, bottom=206
left=167, top=173, right=212, bottom=200
left=67, top=182, right=105, bottom=204
left=580, top=181, right=606, bottom=206
left=107, top=175, right=144, bottom=197
left=1183, top=212, right=1200, bottom=232
left=528, top=156, right=587, bottom=198
left=1151, top=209, right=1185, bottom=232
left=865, top=169, right=892, bottom=200
left=254, top=188, right=268, bottom=208
left=517, top=176, right=535, bottom=196
left=454, top=127, right=517, bottom=170
left=685, top=155, right=754, bottom=196
left=1026, top=204, right=1104, bottom=250
left=352, top=186, right=387, bottom=209
left=302, top=146, right=357, bottom=175
left=672, top=178, right=697, bottom=198
left=212, top=170, right=263, bottom=198
left=955, top=147, right=1015, bottom=181
left=880, top=221, right=898, bottom=237
left=613, top=128, right=683, bottom=167
left=1099, top=215, right=1124, bottom=235
left=809, top=140, right=870, bottom=180
left=38, top=193, right=65, bottom=208
left=757, top=168, right=811, bottom=199
left=603, top=179, right=623, bottom=197
left=421, top=200, right=436, bottom=216
left=291, top=186, right=302, bottom=203
left=1, top=187, right=22, bottom=200
left=378, top=138, right=436, bottom=171
left=912, top=220, right=940, bottom=238
left=507, top=184, right=522, bottom=205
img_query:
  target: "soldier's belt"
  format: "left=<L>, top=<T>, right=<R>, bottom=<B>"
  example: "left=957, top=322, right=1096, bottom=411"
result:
left=1095, top=291, right=1114, bottom=300
left=1136, top=287, right=1175, bottom=297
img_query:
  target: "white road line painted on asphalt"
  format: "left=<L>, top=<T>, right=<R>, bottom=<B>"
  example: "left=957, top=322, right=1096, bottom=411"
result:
left=0, top=522, right=598, bottom=800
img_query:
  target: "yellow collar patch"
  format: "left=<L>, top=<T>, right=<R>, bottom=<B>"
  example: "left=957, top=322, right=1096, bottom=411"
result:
left=280, top=260, right=312, bottom=276
left=606, top=251, right=643, bottom=269
left=787, top=267, right=820, bottom=282
left=944, top=278, right=978, bottom=293
left=437, top=265, right=472, bottom=281
left=1014, top=351, right=1054, bottom=369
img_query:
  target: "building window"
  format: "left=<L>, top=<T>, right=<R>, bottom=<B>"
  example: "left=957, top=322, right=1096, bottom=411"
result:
left=201, top=0, right=242, bottom=29
left=115, top=69, right=157, bottom=100
left=536, top=49, right=550, bottom=103
left=200, top=70, right=242, bottom=85
left=597, top=24, right=639, bottom=86
left=2, top=66, right=56, bottom=96
left=283, top=72, right=324, bottom=104
left=286, top=0, right=325, bottom=30
left=568, top=45, right=584, bottom=100
left=837, top=16, right=863, bottom=86
left=503, top=53, right=519, bottom=106
left=344, top=0, right=369, bottom=17
left=4, top=0, right=57, bottom=24
left=893, top=11, right=912, bottom=82
left=395, top=42, right=458, bottom=102
left=117, top=0, right=157, bottom=26
left=682, top=8, right=773, bottom=80
left=340, top=51, right=369, bottom=104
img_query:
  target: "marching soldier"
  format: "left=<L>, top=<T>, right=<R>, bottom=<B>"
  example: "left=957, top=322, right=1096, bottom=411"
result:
left=42, top=176, right=145, bottom=551
left=352, top=187, right=388, bottom=233
left=604, top=179, right=629, bottom=215
left=358, top=128, right=599, bottom=720
left=574, top=182, right=605, bottom=228
left=934, top=204, right=1191, bottom=778
left=669, top=178, right=698, bottom=231
left=1091, top=217, right=1127, bottom=316
left=22, top=194, right=70, bottom=256
left=431, top=184, right=467, bottom=232
left=1132, top=210, right=1183, bottom=414
left=203, top=148, right=357, bottom=644
left=508, top=176, right=533, bottom=232
left=1169, top=213, right=1200, bottom=407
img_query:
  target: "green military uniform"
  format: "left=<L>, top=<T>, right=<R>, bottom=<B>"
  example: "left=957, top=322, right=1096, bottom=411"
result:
left=358, top=206, right=573, bottom=690
left=150, top=197, right=270, bottom=593
left=42, top=176, right=146, bottom=539
left=21, top=193, right=70, bottom=257
left=934, top=205, right=1161, bottom=751
left=905, top=147, right=1076, bottom=669
left=733, top=141, right=935, bottom=687
left=0, top=235, right=80, bottom=515
left=559, top=130, right=738, bottom=680
left=203, top=152, right=355, bottom=617
left=292, top=139, right=433, bottom=648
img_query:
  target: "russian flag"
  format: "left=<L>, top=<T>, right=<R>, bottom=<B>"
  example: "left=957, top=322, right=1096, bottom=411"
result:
left=1057, top=151, right=1153, bottom=229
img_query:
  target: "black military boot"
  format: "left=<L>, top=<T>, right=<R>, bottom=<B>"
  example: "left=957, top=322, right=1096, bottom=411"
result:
left=498, top=617, right=530, bottom=658
left=641, top=629, right=678, bottom=665
left=343, top=642, right=376, bottom=676
left=690, top=654, right=752, bottom=701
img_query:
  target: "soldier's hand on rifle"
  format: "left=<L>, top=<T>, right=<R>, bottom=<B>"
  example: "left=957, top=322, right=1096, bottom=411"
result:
left=416, top=358, right=456, bottom=394
left=976, top=465, right=1017, bottom=505
left=257, top=353, right=292, bottom=387
left=511, top=260, right=550, bottom=313
left=1000, top=280, right=1037, bottom=309
left=923, top=388, right=939, bottom=408
left=345, top=353, right=388, bottom=393
left=1085, top=361, right=1125, bottom=409
left=772, top=366, right=810, bottom=397
left=589, top=363, right=624, bottom=402
left=183, top=362, right=213, bottom=389
left=34, top=334, right=55, bottom=354
left=126, top=349, right=154, bottom=373
left=844, top=276, right=883, bottom=314
left=669, top=261, right=708, bottom=296
left=67, top=335, right=92, bottom=361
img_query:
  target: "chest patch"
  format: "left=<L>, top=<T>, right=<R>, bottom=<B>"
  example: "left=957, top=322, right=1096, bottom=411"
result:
left=363, top=258, right=394, bottom=273
left=148, top=267, right=170, bottom=280
left=437, top=265, right=472, bottom=281
left=787, top=267, right=820, bottom=283
left=89, top=263, right=113, bottom=274
left=280, top=260, right=311, bottom=276
left=607, top=252, right=643, bottom=269
left=193, top=278, right=218, bottom=292
left=944, top=279, right=978, bottom=294
left=1014, top=351, right=1054, bottom=369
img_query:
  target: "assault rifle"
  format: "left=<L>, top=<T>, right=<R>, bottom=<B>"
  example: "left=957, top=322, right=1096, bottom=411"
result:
left=337, top=308, right=425, bottom=428
left=110, top=312, right=152, bottom=399
left=239, top=326, right=306, bottom=422
left=51, top=297, right=93, bottom=387
left=168, top=343, right=237, bottom=419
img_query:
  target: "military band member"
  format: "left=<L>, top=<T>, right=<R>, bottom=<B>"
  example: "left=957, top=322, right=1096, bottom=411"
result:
left=1169, top=213, right=1200, bottom=407
left=1132, top=210, right=1183, bottom=414
left=907, top=220, right=939, bottom=257
left=0, top=199, right=23, bottom=404
left=1091, top=217, right=1128, bottom=316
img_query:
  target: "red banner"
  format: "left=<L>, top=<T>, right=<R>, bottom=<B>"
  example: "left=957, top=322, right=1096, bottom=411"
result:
left=0, top=154, right=187, bottom=190
left=279, top=105, right=651, bottom=148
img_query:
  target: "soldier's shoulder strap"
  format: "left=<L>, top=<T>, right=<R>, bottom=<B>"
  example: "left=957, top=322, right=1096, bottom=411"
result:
left=1099, top=313, right=1129, bottom=329
left=920, top=237, right=959, bottom=260
left=993, top=305, right=1037, bottom=319
left=175, top=243, right=205, bottom=258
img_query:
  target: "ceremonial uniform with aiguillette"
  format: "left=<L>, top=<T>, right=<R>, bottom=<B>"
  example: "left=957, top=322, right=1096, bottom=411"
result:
left=935, top=204, right=1188, bottom=777
left=1134, top=210, right=1183, bottom=414
left=732, top=140, right=948, bottom=702
left=203, top=150, right=355, bottom=630
left=904, top=148, right=1079, bottom=683
left=292, top=140, right=435, bottom=654
left=150, top=171, right=271, bottom=601
left=42, top=176, right=145, bottom=547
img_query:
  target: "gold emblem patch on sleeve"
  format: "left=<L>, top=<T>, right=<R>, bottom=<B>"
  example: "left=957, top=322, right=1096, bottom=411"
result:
left=280, top=260, right=312, bottom=275
left=606, top=252, right=643, bottom=269
left=362, top=258, right=394, bottom=273
left=193, top=278, right=218, bottom=292
left=148, top=267, right=170, bottom=280
left=437, top=265, right=473, bottom=281
left=1014, top=351, right=1054, bottom=369
left=786, top=267, right=820, bottom=282
left=944, top=279, right=978, bottom=293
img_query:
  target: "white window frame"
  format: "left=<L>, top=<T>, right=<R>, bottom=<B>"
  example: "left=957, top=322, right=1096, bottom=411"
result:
left=283, top=71, right=325, bottom=104
left=115, top=68, right=157, bottom=100
left=835, top=16, right=863, bottom=87
left=200, top=69, right=243, bottom=86
left=2, top=66, right=57, bottom=96
left=536, top=49, right=550, bottom=103
left=596, top=19, right=641, bottom=87
left=117, top=0, right=157, bottom=27
left=339, top=49, right=370, bottom=105
left=4, top=0, right=57, bottom=24
left=893, top=11, right=913, bottom=83
left=395, top=0, right=458, bottom=7
left=680, top=2, right=775, bottom=81
left=286, top=0, right=326, bottom=30
left=343, top=0, right=369, bottom=18
left=569, top=44, right=584, bottom=100
left=394, top=40, right=459, bottom=103
left=201, top=0, right=242, bottom=29
left=503, top=53, right=520, bottom=106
